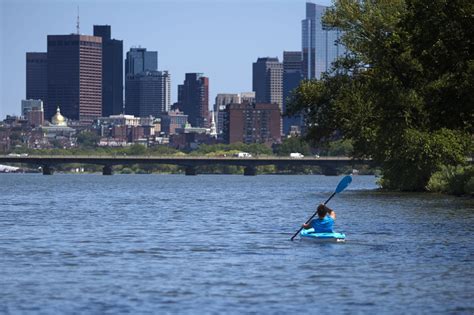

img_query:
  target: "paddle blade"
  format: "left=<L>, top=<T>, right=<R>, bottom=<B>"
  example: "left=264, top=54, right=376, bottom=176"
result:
left=335, top=175, right=352, bottom=194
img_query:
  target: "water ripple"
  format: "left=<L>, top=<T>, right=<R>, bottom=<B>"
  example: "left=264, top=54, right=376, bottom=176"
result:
left=0, top=174, right=472, bottom=314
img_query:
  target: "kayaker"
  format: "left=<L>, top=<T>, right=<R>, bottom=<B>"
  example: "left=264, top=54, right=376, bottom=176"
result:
left=302, top=204, right=336, bottom=233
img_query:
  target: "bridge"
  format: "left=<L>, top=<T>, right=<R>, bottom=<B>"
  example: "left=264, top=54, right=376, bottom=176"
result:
left=0, top=155, right=374, bottom=176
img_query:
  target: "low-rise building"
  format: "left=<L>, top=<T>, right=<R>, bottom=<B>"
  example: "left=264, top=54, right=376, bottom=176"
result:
left=161, top=110, right=188, bottom=135
left=27, top=107, right=44, bottom=128
left=94, top=114, right=160, bottom=145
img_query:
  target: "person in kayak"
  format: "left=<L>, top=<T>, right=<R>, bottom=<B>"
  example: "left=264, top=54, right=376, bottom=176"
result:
left=302, top=204, right=336, bottom=233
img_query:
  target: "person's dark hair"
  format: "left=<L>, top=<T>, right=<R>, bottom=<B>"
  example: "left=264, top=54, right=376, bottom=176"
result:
left=317, top=204, right=327, bottom=218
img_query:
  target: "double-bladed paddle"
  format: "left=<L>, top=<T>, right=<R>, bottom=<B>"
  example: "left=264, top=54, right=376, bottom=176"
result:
left=290, top=175, right=352, bottom=241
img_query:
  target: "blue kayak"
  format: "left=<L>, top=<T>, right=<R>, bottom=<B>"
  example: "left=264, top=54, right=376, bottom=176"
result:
left=300, top=228, right=346, bottom=243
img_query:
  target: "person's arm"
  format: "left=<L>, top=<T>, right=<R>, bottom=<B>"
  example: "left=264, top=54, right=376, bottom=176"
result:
left=325, top=205, right=336, bottom=220
left=302, top=222, right=311, bottom=229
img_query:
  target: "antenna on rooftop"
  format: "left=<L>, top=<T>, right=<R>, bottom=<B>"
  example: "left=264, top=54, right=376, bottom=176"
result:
left=76, top=6, right=80, bottom=35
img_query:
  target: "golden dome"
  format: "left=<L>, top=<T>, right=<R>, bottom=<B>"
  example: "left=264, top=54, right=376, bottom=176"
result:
left=51, top=107, right=67, bottom=126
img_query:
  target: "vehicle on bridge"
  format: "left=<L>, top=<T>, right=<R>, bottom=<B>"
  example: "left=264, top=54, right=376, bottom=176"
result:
left=235, top=152, right=252, bottom=158
left=290, top=152, right=304, bottom=158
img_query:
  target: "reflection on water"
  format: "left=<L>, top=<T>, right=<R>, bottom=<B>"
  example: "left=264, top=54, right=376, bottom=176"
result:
left=0, top=174, right=472, bottom=314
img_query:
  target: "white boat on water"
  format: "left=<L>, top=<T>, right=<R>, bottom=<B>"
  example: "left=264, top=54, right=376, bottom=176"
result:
left=0, top=164, right=20, bottom=173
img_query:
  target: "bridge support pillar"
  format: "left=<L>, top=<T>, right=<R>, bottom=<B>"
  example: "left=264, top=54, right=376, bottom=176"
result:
left=244, top=166, right=257, bottom=176
left=185, top=166, right=197, bottom=176
left=103, top=165, right=113, bottom=176
left=42, top=165, right=54, bottom=175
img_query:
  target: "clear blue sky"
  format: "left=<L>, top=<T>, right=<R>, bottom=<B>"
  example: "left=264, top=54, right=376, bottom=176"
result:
left=0, top=0, right=332, bottom=118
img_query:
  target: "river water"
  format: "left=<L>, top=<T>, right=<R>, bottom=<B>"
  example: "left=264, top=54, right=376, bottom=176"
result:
left=0, top=174, right=472, bottom=314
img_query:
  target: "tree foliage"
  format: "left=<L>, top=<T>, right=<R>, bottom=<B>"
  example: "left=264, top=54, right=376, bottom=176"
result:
left=275, top=137, right=311, bottom=156
left=325, top=139, right=354, bottom=157
left=427, top=165, right=474, bottom=195
left=127, top=143, right=147, bottom=155
left=192, top=143, right=273, bottom=156
left=287, top=0, right=473, bottom=191
left=76, top=131, right=100, bottom=148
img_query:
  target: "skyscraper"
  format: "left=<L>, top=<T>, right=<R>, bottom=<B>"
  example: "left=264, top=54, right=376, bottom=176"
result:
left=26, top=52, right=47, bottom=103
left=252, top=57, right=283, bottom=110
left=125, top=48, right=158, bottom=76
left=177, top=73, right=209, bottom=128
left=93, top=25, right=123, bottom=116
left=283, top=51, right=304, bottom=135
left=302, top=2, right=345, bottom=80
left=125, top=71, right=171, bottom=117
left=125, top=47, right=162, bottom=117
left=47, top=34, right=102, bottom=122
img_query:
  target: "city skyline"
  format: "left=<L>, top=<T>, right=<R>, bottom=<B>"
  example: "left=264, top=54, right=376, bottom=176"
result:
left=0, top=0, right=333, bottom=119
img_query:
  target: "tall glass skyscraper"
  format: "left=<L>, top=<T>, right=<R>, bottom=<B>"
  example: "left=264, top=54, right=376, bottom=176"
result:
left=283, top=51, right=304, bottom=135
left=94, top=25, right=123, bottom=116
left=125, top=71, right=170, bottom=117
left=125, top=47, right=169, bottom=117
left=177, top=73, right=209, bottom=128
left=302, top=2, right=345, bottom=80
left=26, top=52, right=48, bottom=104
left=125, top=48, right=158, bottom=76
left=252, top=57, right=283, bottom=110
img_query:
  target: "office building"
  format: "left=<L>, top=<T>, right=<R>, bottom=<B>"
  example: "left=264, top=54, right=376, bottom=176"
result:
left=214, top=94, right=240, bottom=112
left=283, top=51, right=304, bottom=135
left=96, top=114, right=141, bottom=127
left=21, top=99, right=44, bottom=127
left=161, top=110, right=189, bottom=135
left=125, top=71, right=171, bottom=117
left=240, top=92, right=256, bottom=104
left=27, top=108, right=44, bottom=128
left=95, top=114, right=158, bottom=143
left=21, top=99, right=43, bottom=117
left=47, top=34, right=102, bottom=122
left=214, top=93, right=240, bottom=135
left=302, top=2, right=346, bottom=80
left=93, top=25, right=124, bottom=116
left=26, top=52, right=48, bottom=104
left=125, top=48, right=158, bottom=75
left=125, top=47, right=163, bottom=117
left=177, top=73, right=209, bottom=128
left=158, top=71, right=171, bottom=113
left=214, top=94, right=240, bottom=116
left=252, top=57, right=283, bottom=110
left=224, top=102, right=281, bottom=146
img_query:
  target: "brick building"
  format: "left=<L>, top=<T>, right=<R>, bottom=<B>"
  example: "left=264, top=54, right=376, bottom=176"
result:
left=224, top=102, right=281, bottom=146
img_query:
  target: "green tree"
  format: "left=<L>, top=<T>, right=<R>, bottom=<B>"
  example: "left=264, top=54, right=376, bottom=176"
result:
left=149, top=145, right=178, bottom=155
left=275, top=137, right=311, bottom=156
left=49, top=139, right=63, bottom=149
left=191, top=143, right=273, bottom=156
left=127, top=143, right=147, bottom=155
left=244, top=143, right=273, bottom=156
left=77, top=131, right=100, bottom=148
left=325, top=139, right=353, bottom=157
left=287, top=0, right=473, bottom=191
